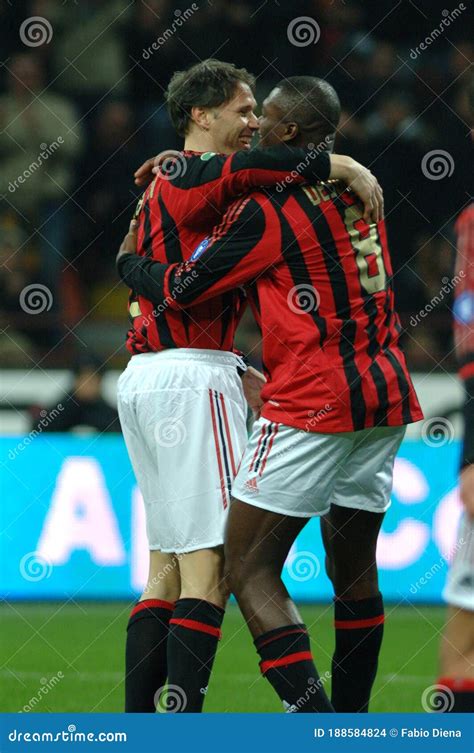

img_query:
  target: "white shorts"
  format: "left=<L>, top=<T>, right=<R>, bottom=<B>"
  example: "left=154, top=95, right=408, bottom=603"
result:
left=443, top=513, right=474, bottom=611
left=232, top=418, right=406, bottom=518
left=117, top=349, right=248, bottom=553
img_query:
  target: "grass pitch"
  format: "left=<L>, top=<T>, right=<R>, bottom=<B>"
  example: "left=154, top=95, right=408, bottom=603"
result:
left=0, top=602, right=444, bottom=713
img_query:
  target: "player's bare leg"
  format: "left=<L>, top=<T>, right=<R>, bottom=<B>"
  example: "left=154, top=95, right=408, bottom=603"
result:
left=226, top=499, right=334, bottom=712
left=179, top=546, right=228, bottom=608
left=125, top=550, right=180, bottom=712
left=164, top=546, right=228, bottom=712
left=321, top=506, right=385, bottom=712
left=438, top=607, right=474, bottom=711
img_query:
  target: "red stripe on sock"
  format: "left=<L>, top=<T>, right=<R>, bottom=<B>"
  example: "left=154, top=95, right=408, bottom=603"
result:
left=258, top=628, right=307, bottom=649
left=260, top=651, right=313, bottom=674
left=334, top=615, right=385, bottom=630
left=438, top=676, right=474, bottom=692
left=170, top=618, right=222, bottom=639
left=131, top=599, right=175, bottom=617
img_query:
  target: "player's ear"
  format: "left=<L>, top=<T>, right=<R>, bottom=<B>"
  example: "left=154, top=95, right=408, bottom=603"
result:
left=190, top=106, right=211, bottom=131
left=282, top=121, right=299, bottom=142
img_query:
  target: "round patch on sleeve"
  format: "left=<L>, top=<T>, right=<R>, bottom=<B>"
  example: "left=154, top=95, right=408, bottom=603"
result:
left=190, top=237, right=210, bottom=261
left=453, top=291, right=474, bottom=324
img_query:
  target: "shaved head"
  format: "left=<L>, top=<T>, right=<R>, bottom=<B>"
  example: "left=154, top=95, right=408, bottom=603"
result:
left=259, top=76, right=341, bottom=149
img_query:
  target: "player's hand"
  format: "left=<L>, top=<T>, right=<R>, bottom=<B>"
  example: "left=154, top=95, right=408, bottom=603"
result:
left=329, top=155, right=384, bottom=224
left=116, top=219, right=138, bottom=263
left=242, top=366, right=266, bottom=419
left=460, top=464, right=474, bottom=518
left=134, top=157, right=158, bottom=186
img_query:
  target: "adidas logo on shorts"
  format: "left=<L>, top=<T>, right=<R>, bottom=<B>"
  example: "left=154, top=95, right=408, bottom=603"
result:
left=244, top=477, right=259, bottom=493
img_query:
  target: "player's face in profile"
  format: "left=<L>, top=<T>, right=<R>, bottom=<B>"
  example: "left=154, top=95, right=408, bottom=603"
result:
left=258, top=90, right=288, bottom=148
left=209, top=83, right=259, bottom=153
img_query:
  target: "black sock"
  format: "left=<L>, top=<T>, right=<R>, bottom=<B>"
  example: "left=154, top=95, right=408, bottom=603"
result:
left=255, top=624, right=333, bottom=712
left=165, top=598, right=224, bottom=712
left=331, top=593, right=384, bottom=712
left=438, top=677, right=474, bottom=712
left=125, top=598, right=174, bottom=712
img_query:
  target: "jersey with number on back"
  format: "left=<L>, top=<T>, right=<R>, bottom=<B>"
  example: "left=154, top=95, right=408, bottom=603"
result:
left=154, top=180, right=424, bottom=432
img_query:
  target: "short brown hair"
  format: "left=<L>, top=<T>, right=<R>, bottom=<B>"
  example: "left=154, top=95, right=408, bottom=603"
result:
left=166, top=59, right=255, bottom=137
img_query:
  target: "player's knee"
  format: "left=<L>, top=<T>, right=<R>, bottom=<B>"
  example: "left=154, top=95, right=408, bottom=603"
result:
left=334, top=570, right=379, bottom=600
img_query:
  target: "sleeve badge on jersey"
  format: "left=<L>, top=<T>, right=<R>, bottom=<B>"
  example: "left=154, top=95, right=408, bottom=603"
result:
left=453, top=292, right=474, bottom=324
left=190, top=237, right=210, bottom=261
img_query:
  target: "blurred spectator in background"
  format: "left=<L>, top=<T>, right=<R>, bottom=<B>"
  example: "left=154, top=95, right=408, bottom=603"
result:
left=0, top=213, right=39, bottom=365
left=73, top=101, right=141, bottom=290
left=32, top=0, right=131, bottom=114
left=31, top=352, right=121, bottom=433
left=0, top=52, right=83, bottom=309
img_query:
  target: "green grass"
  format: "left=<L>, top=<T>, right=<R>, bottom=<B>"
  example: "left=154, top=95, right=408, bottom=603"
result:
left=0, top=602, right=444, bottom=713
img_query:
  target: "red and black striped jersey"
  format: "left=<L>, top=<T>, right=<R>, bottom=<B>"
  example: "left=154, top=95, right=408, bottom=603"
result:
left=120, top=180, right=423, bottom=433
left=125, top=146, right=330, bottom=355
left=453, top=203, right=474, bottom=467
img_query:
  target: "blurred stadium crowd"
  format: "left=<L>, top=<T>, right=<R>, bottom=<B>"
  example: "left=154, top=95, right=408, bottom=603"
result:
left=0, top=0, right=472, bottom=370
